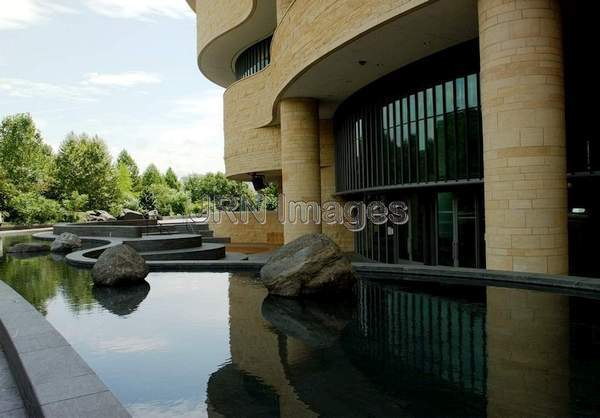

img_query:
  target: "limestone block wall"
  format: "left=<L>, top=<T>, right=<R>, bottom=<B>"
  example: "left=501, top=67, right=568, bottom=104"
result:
left=209, top=211, right=283, bottom=245
left=223, top=68, right=282, bottom=179
left=319, top=120, right=354, bottom=251
left=479, top=0, right=568, bottom=274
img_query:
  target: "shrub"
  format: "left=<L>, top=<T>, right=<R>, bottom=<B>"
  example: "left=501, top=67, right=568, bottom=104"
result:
left=146, top=184, right=192, bottom=216
left=8, top=192, right=64, bottom=224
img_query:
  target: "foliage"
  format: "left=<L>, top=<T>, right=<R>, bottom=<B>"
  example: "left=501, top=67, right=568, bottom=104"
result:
left=164, top=167, right=180, bottom=190
left=116, top=162, right=133, bottom=198
left=139, top=188, right=157, bottom=212
left=0, top=166, right=17, bottom=216
left=257, top=183, right=279, bottom=210
left=141, top=164, right=164, bottom=188
left=8, top=192, right=64, bottom=224
left=0, top=113, right=54, bottom=193
left=183, top=172, right=252, bottom=204
left=54, top=133, right=119, bottom=210
left=0, top=113, right=264, bottom=224
left=116, top=150, right=140, bottom=191
left=146, top=184, right=192, bottom=216
left=61, top=191, right=89, bottom=213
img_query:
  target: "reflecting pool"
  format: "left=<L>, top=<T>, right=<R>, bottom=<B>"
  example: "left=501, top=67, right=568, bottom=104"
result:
left=2, top=233, right=600, bottom=417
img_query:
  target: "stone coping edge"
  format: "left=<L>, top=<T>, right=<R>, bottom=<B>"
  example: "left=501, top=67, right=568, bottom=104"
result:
left=353, top=262, right=600, bottom=299
left=0, top=281, right=131, bottom=417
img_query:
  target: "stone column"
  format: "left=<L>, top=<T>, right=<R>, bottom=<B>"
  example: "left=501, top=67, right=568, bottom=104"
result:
left=276, top=0, right=293, bottom=24
left=479, top=0, right=568, bottom=274
left=280, top=98, right=322, bottom=243
left=319, top=119, right=354, bottom=251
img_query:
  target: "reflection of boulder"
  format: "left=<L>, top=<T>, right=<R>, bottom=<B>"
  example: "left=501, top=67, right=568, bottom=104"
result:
left=50, top=252, right=67, bottom=262
left=92, top=281, right=150, bottom=316
left=92, top=244, right=149, bottom=286
left=51, top=232, right=82, bottom=253
left=260, top=234, right=356, bottom=297
left=8, top=243, right=50, bottom=255
left=261, top=295, right=353, bottom=348
left=206, top=363, right=279, bottom=418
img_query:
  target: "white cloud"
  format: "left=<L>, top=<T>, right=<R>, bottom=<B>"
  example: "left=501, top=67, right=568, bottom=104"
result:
left=85, top=0, right=193, bottom=20
left=0, top=72, right=162, bottom=101
left=0, top=77, right=101, bottom=101
left=0, top=0, right=76, bottom=30
left=83, top=71, right=162, bottom=87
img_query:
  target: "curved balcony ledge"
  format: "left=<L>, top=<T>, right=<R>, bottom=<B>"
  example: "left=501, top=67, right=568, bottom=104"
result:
left=196, top=0, right=276, bottom=87
left=224, top=66, right=281, bottom=180
left=254, top=0, right=476, bottom=123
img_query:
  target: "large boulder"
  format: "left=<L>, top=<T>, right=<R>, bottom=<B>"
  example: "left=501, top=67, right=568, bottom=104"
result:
left=86, top=210, right=116, bottom=222
left=92, top=244, right=149, bottom=286
left=118, top=209, right=145, bottom=221
left=8, top=243, right=50, bottom=254
left=50, top=232, right=82, bottom=253
left=260, top=234, right=356, bottom=297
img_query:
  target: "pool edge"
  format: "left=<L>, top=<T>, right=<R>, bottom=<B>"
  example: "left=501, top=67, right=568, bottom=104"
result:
left=0, top=281, right=131, bottom=418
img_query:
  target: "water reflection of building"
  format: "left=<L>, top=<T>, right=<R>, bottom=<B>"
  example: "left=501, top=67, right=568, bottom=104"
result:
left=207, top=274, right=316, bottom=417
left=486, top=288, right=570, bottom=418
left=351, top=280, right=487, bottom=416
left=208, top=276, right=578, bottom=417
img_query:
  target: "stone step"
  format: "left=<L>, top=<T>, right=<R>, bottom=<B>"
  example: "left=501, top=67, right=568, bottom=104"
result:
left=123, top=235, right=203, bottom=252
left=140, top=244, right=226, bottom=260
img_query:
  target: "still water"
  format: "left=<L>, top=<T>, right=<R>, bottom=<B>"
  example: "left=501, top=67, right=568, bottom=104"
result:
left=2, top=233, right=600, bottom=417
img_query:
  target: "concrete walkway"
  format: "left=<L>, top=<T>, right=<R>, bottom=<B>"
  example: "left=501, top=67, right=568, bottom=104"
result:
left=0, top=348, right=25, bottom=418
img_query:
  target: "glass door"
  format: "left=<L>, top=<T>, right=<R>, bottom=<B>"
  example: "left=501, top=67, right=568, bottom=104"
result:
left=436, top=190, right=482, bottom=268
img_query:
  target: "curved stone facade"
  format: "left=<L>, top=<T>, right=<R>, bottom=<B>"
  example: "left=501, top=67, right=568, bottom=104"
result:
left=223, top=68, right=281, bottom=180
left=189, top=0, right=579, bottom=273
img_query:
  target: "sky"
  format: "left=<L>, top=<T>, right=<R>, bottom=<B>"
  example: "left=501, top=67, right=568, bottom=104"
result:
left=0, top=0, right=225, bottom=178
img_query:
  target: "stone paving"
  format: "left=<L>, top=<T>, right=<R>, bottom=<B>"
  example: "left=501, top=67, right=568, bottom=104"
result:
left=0, top=348, right=25, bottom=418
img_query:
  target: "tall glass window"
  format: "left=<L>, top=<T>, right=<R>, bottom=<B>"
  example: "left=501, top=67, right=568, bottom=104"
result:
left=335, top=72, right=482, bottom=193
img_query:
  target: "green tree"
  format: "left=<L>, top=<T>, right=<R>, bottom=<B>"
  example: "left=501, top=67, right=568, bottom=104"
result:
left=116, top=163, right=133, bottom=198
left=0, top=166, right=16, bottom=217
left=139, top=189, right=157, bottom=212
left=61, top=191, right=89, bottom=222
left=54, top=133, right=119, bottom=210
left=183, top=172, right=252, bottom=204
left=141, top=164, right=164, bottom=188
left=116, top=150, right=141, bottom=191
left=164, top=167, right=180, bottom=190
left=257, top=183, right=279, bottom=210
left=146, top=184, right=192, bottom=216
left=0, top=113, right=54, bottom=193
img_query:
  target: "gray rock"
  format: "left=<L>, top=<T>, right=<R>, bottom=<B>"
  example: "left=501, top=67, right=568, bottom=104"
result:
left=50, top=232, right=82, bottom=253
left=92, top=244, right=149, bottom=286
left=118, top=209, right=145, bottom=221
left=86, top=210, right=116, bottom=222
left=260, top=234, right=356, bottom=297
left=8, top=243, right=50, bottom=254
